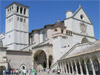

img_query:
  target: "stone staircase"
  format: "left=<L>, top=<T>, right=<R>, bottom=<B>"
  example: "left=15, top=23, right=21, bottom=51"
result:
left=50, top=43, right=81, bottom=70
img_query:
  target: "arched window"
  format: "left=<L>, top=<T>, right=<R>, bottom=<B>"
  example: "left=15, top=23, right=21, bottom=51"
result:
left=20, top=7, right=23, bottom=14
left=43, top=31, right=47, bottom=41
left=24, top=8, right=26, bottom=15
left=81, top=37, right=88, bottom=43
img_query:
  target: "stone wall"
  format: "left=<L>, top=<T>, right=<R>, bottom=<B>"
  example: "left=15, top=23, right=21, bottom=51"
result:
left=7, top=50, right=32, bottom=70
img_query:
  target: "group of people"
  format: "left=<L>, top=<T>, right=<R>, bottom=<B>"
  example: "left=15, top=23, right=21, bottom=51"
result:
left=2, top=68, right=37, bottom=75
left=2, top=68, right=61, bottom=75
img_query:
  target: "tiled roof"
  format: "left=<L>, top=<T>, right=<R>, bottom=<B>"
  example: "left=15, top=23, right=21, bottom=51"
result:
left=66, top=41, right=100, bottom=58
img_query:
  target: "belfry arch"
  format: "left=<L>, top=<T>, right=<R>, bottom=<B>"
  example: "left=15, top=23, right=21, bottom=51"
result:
left=33, top=50, right=47, bottom=71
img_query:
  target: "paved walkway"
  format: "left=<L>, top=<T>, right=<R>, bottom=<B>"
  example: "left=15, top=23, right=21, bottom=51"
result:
left=37, top=72, right=66, bottom=75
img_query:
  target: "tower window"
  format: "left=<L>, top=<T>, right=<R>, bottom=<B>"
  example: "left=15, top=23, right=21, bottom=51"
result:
left=20, top=7, right=23, bottom=14
left=10, top=8, right=11, bottom=13
left=17, top=6, right=19, bottom=13
left=24, top=8, right=26, bottom=15
left=20, top=18, right=23, bottom=22
left=24, top=19, right=26, bottom=23
left=12, top=6, right=13, bottom=9
left=61, top=29, right=63, bottom=33
left=8, top=9, right=9, bottom=12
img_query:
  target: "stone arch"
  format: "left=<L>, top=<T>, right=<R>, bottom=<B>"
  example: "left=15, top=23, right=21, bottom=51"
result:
left=48, top=55, right=53, bottom=69
left=72, top=61, right=76, bottom=74
left=69, top=62, right=72, bottom=74
left=20, top=64, right=26, bottom=70
left=80, top=58, right=86, bottom=74
left=92, top=55, right=100, bottom=75
left=85, top=57, right=93, bottom=74
left=33, top=50, right=47, bottom=71
left=0, top=66, right=6, bottom=74
left=66, top=63, right=69, bottom=73
left=81, top=37, right=88, bottom=43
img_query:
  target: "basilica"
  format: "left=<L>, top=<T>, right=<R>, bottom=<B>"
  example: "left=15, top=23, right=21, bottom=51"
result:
left=0, top=2, right=100, bottom=75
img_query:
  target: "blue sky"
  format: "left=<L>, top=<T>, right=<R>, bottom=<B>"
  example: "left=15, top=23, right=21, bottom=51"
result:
left=0, top=0, right=99, bottom=39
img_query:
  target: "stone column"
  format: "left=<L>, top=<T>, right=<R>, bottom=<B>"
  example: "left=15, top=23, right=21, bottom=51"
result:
left=90, top=58, right=96, bottom=75
left=74, top=60, right=78, bottom=75
left=97, top=57, right=100, bottom=66
left=62, top=61, right=64, bottom=73
left=64, top=61, right=68, bottom=74
left=22, top=8, right=24, bottom=15
left=84, top=59, right=89, bottom=75
left=60, top=62, right=62, bottom=73
left=46, top=56, right=49, bottom=69
left=58, top=62, right=60, bottom=69
left=19, top=6, right=20, bottom=14
left=63, top=61, right=66, bottom=73
left=78, top=60, right=83, bottom=75
left=71, top=61, right=74, bottom=74
left=65, top=61, right=68, bottom=74
left=68, top=62, right=71, bottom=74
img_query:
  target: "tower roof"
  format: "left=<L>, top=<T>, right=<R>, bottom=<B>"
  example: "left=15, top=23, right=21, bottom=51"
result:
left=6, top=2, right=29, bottom=9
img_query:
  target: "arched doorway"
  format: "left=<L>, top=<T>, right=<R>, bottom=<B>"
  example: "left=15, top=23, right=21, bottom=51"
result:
left=20, top=64, right=26, bottom=70
left=0, top=66, right=6, bottom=74
left=49, top=55, right=53, bottom=69
left=34, top=50, right=47, bottom=71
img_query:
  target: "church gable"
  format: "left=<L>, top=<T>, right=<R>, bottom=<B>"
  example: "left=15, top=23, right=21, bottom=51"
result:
left=73, top=6, right=92, bottom=24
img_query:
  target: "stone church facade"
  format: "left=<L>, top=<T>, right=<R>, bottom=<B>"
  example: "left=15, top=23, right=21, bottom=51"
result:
left=0, top=2, right=100, bottom=75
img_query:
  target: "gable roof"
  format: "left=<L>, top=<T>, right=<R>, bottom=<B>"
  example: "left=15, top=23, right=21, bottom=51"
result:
left=72, top=5, right=93, bottom=24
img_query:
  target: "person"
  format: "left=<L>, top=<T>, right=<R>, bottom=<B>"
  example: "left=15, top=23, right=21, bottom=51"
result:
left=10, top=70, right=13, bottom=75
left=12, top=69, right=15, bottom=74
left=5, top=69, right=8, bottom=74
left=23, top=69, right=26, bottom=75
left=35, top=69, right=37, bottom=75
left=3, top=70, right=6, bottom=75
left=57, top=69, right=60, bottom=74
left=47, top=69, right=50, bottom=74
left=32, top=69, right=35, bottom=75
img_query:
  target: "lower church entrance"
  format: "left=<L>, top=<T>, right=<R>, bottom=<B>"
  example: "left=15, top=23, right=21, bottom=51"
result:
left=34, top=50, right=47, bottom=71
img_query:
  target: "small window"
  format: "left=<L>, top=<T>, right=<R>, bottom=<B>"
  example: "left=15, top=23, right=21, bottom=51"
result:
left=10, top=8, right=11, bottom=11
left=20, top=18, right=23, bottom=22
left=24, top=8, right=26, bottom=15
left=20, top=7, right=23, bottom=14
left=55, top=29, right=57, bottom=31
left=80, top=14, right=84, bottom=20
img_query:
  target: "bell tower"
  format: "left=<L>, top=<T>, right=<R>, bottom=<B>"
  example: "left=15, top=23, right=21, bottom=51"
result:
left=5, top=2, right=29, bottom=50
